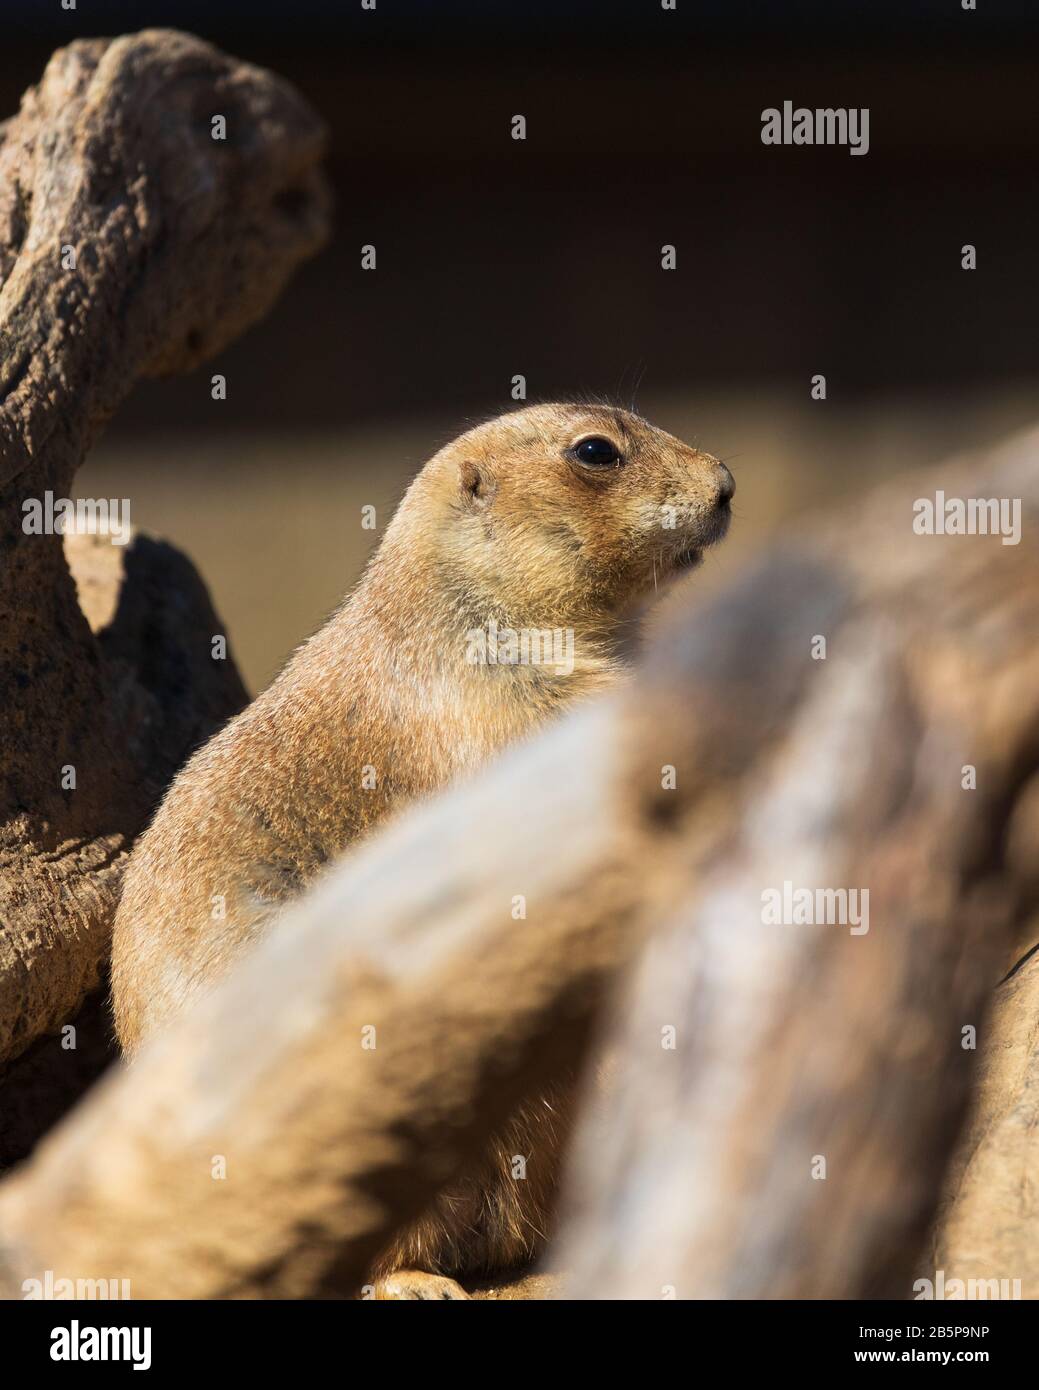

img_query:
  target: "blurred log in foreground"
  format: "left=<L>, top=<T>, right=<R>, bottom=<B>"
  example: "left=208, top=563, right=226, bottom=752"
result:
left=0, top=701, right=653, bottom=1298
left=927, top=942, right=1039, bottom=1295
left=0, top=426, right=1035, bottom=1299
left=555, top=426, right=1039, bottom=1298
left=0, top=29, right=329, bottom=1155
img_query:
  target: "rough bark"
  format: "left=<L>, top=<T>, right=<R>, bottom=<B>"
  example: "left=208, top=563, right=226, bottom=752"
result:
left=0, top=29, right=329, bottom=1079
left=0, top=531, right=251, bottom=1168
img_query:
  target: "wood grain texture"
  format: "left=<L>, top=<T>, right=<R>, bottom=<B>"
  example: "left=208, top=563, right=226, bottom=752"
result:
left=555, top=429, right=1039, bottom=1299
left=0, top=30, right=328, bottom=1078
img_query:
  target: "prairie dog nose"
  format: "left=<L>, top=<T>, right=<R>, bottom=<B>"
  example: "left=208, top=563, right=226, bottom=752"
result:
left=715, top=460, right=735, bottom=503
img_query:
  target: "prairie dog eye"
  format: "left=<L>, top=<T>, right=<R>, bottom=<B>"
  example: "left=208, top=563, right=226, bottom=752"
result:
left=570, top=436, right=622, bottom=469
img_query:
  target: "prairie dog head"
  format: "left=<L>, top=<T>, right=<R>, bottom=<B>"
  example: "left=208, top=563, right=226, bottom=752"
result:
left=385, top=402, right=733, bottom=630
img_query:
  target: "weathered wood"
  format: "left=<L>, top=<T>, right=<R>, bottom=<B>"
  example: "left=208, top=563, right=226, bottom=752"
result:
left=926, top=939, right=1039, bottom=1294
left=0, top=30, right=329, bottom=1074
left=554, top=428, right=1039, bottom=1298
left=0, top=531, right=251, bottom=1167
left=0, top=703, right=653, bottom=1298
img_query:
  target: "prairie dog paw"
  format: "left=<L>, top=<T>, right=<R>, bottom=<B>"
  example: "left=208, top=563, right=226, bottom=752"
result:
left=369, top=1270, right=471, bottom=1300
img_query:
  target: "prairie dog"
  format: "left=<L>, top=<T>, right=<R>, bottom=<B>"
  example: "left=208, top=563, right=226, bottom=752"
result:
left=111, top=402, right=733, bottom=1297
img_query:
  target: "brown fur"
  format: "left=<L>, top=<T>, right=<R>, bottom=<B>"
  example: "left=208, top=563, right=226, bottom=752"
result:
left=370, top=1081, right=576, bottom=1297
left=110, top=402, right=733, bottom=1296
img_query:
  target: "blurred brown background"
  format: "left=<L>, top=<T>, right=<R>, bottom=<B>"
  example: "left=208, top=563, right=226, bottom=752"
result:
left=7, top=0, right=1037, bottom=692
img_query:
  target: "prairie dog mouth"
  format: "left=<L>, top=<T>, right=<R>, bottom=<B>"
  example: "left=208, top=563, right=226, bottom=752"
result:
left=665, top=502, right=731, bottom=573
left=670, top=545, right=704, bottom=572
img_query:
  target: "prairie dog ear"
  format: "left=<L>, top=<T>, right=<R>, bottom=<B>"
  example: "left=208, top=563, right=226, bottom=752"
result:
left=459, top=459, right=497, bottom=510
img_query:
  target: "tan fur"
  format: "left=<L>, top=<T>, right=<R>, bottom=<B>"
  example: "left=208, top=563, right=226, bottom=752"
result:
left=110, top=402, right=732, bottom=1294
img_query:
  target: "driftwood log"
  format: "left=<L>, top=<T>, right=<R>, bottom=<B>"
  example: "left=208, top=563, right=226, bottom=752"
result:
left=0, top=31, right=329, bottom=1162
left=0, top=421, right=1034, bottom=1298
left=927, top=942, right=1039, bottom=1292
left=555, top=428, right=1039, bottom=1298
left=0, top=703, right=653, bottom=1298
